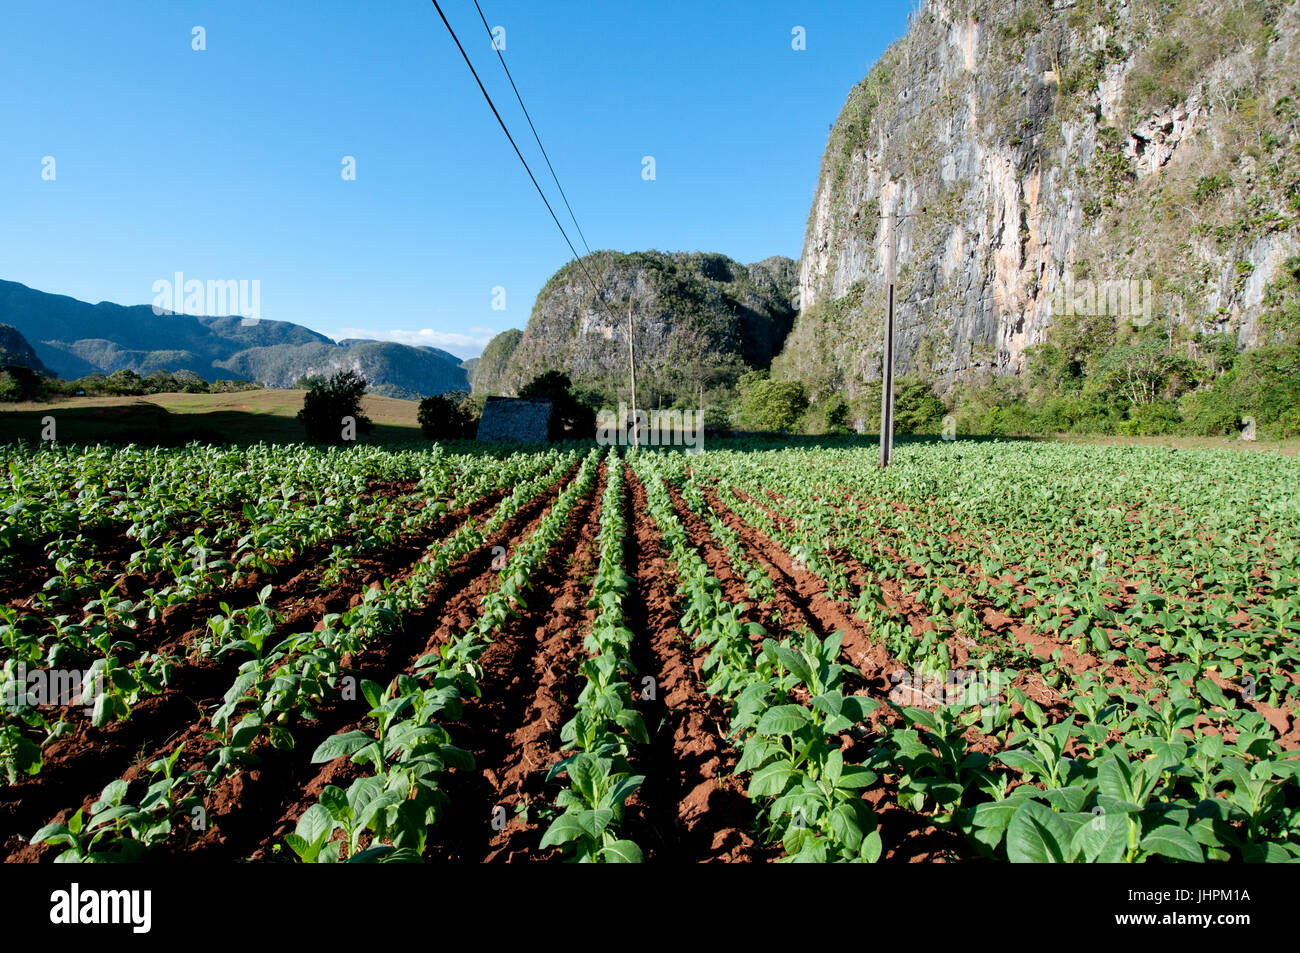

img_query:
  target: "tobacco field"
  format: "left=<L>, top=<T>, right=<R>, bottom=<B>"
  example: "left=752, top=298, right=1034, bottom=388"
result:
left=1, top=440, right=1298, bottom=863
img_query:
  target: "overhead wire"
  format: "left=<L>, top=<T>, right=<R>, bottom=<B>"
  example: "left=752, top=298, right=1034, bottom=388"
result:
left=428, top=0, right=608, bottom=308
left=470, top=0, right=593, bottom=259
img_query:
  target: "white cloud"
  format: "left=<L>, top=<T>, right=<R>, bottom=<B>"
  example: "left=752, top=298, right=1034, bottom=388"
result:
left=330, top=326, right=499, bottom=358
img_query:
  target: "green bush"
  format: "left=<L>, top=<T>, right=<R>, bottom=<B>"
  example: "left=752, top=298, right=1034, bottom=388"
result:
left=1034, top=395, right=1119, bottom=433
left=105, top=368, right=144, bottom=396
left=1178, top=388, right=1242, bottom=436
left=1178, top=344, right=1300, bottom=437
left=893, top=378, right=946, bottom=434
left=799, top=395, right=851, bottom=435
left=736, top=373, right=808, bottom=432
left=1194, top=173, right=1233, bottom=204
left=1085, top=127, right=1136, bottom=217
left=1272, top=405, right=1300, bottom=437
left=1121, top=401, right=1182, bottom=435
left=0, top=366, right=45, bottom=402
left=417, top=390, right=479, bottom=440
left=0, top=370, right=22, bottom=402
left=297, top=369, right=374, bottom=444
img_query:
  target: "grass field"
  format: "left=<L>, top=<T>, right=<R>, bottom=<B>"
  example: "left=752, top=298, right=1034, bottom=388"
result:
left=0, top=391, right=424, bottom=445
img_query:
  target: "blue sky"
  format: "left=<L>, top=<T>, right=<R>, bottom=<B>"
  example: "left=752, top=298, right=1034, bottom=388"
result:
left=0, top=1, right=910, bottom=358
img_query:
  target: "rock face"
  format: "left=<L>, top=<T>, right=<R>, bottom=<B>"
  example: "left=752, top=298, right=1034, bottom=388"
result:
left=496, top=251, right=798, bottom=404
left=778, top=0, right=1300, bottom=401
left=0, top=323, right=47, bottom=374
left=471, top=329, right=523, bottom=396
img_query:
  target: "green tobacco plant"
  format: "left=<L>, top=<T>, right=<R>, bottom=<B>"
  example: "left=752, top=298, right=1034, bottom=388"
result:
left=540, top=752, right=644, bottom=863
left=730, top=633, right=882, bottom=861
left=308, top=677, right=473, bottom=857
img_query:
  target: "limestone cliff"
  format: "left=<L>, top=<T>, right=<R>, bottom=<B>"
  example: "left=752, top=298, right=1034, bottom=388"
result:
left=497, top=251, right=798, bottom=404
left=779, top=0, right=1300, bottom=401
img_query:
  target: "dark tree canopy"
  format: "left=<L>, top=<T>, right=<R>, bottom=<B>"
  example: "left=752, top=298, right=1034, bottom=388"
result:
left=297, top=369, right=374, bottom=444
left=519, top=370, right=596, bottom=440
left=418, top=390, right=480, bottom=440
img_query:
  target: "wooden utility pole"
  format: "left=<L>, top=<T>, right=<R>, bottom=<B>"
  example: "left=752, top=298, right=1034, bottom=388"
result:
left=880, top=207, right=897, bottom=468
left=627, top=305, right=639, bottom=448
left=698, top=380, right=705, bottom=448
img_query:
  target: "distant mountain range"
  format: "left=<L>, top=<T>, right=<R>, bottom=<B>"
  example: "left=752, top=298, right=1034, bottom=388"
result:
left=0, top=279, right=471, bottom=399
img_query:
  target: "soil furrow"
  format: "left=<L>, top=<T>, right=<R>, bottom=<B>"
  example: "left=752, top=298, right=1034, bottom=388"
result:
left=213, top=467, right=583, bottom=861
left=622, top=469, right=763, bottom=862
left=420, top=467, right=604, bottom=863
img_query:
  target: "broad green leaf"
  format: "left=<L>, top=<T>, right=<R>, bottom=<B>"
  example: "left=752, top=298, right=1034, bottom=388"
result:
left=901, top=707, right=940, bottom=733
left=539, top=813, right=587, bottom=848
left=997, top=749, right=1045, bottom=777
left=827, top=804, right=864, bottom=851
left=311, top=730, right=373, bottom=763
left=576, top=808, right=614, bottom=838
left=748, top=762, right=797, bottom=798
left=756, top=704, right=813, bottom=736
left=319, top=785, right=349, bottom=820
left=1071, top=810, right=1128, bottom=863
left=1141, top=825, right=1204, bottom=863
left=601, top=839, right=643, bottom=863
left=838, top=765, right=877, bottom=789
left=1006, top=799, right=1074, bottom=863
left=861, top=828, right=883, bottom=862
left=775, top=647, right=814, bottom=686
left=295, top=803, right=334, bottom=846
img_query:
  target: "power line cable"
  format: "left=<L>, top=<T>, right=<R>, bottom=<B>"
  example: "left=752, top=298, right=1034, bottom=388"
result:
left=431, top=0, right=643, bottom=416
left=471, top=0, right=592, bottom=258
left=429, top=0, right=606, bottom=303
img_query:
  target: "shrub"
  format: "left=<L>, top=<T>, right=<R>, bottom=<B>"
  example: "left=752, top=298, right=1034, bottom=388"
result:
left=106, top=368, right=144, bottom=396
left=297, top=369, right=374, bottom=444
left=1086, top=127, right=1136, bottom=216
left=893, top=378, right=946, bottom=434
left=0, top=370, right=23, bottom=402
left=1179, top=388, right=1242, bottom=436
left=0, top=366, right=45, bottom=402
left=799, top=395, right=851, bottom=435
left=1121, top=401, right=1182, bottom=435
left=417, top=391, right=479, bottom=440
left=1193, top=173, right=1233, bottom=204
left=737, top=374, right=808, bottom=432
left=1035, top=395, right=1118, bottom=433
left=1272, top=405, right=1300, bottom=438
left=1179, top=344, right=1300, bottom=436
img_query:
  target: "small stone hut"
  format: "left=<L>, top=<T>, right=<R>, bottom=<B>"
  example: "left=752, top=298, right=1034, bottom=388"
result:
left=475, top=397, right=553, bottom=443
